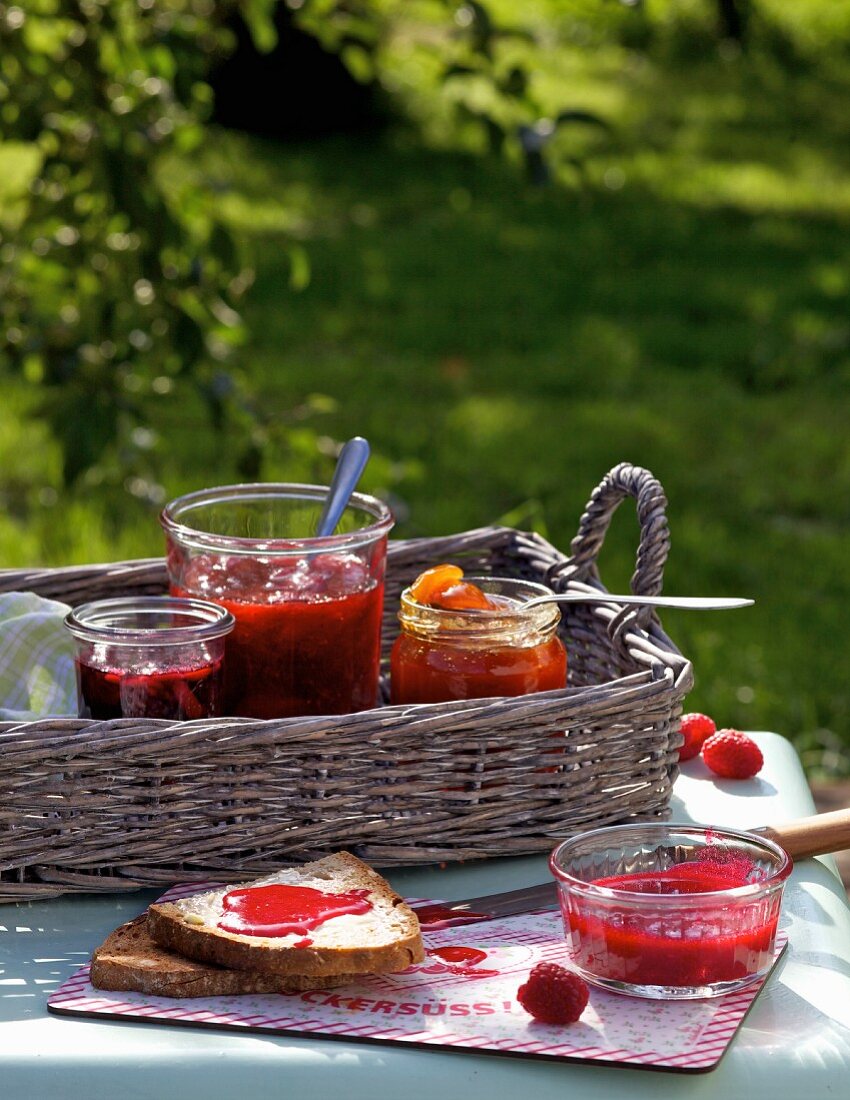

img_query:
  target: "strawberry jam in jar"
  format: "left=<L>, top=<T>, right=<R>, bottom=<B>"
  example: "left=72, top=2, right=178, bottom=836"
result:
left=550, top=823, right=792, bottom=999
left=65, top=597, right=233, bottom=720
left=390, top=573, right=567, bottom=705
left=161, top=484, right=393, bottom=719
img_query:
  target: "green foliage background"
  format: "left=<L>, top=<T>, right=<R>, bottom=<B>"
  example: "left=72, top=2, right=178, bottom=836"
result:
left=1, top=1, right=850, bottom=772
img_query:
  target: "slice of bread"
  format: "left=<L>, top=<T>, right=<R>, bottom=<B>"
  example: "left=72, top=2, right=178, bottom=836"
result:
left=90, top=916, right=359, bottom=998
left=147, top=852, right=424, bottom=977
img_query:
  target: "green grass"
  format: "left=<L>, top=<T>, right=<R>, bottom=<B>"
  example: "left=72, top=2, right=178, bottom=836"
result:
left=230, top=137, right=850, bottom=774
left=2, top=15, right=850, bottom=772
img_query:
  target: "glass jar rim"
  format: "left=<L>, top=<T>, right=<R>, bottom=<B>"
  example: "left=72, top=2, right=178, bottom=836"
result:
left=398, top=575, right=561, bottom=640
left=549, top=822, right=792, bottom=905
left=65, top=596, right=235, bottom=646
left=160, top=482, right=393, bottom=557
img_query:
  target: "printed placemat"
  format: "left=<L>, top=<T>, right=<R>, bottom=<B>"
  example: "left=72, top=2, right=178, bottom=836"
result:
left=47, top=882, right=787, bottom=1074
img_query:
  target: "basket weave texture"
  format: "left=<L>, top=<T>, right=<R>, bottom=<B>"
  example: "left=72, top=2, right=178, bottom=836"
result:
left=0, top=463, right=692, bottom=902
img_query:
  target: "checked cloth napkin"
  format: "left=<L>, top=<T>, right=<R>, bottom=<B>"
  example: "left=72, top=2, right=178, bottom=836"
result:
left=0, top=591, right=76, bottom=721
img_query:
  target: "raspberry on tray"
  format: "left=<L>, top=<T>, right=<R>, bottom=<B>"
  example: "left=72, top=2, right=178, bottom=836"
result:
left=516, top=962, right=589, bottom=1025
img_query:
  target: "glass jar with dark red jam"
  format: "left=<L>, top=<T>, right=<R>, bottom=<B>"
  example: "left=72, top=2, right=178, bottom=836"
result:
left=390, top=577, right=567, bottom=705
left=65, top=597, right=233, bottom=720
left=160, top=483, right=393, bottom=719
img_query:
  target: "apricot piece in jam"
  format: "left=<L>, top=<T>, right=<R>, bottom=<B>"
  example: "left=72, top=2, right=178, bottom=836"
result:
left=408, top=564, right=498, bottom=610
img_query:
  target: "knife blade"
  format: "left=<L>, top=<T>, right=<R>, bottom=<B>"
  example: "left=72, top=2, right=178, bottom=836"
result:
left=408, top=809, right=850, bottom=930
left=409, top=823, right=774, bottom=929
left=412, top=881, right=558, bottom=929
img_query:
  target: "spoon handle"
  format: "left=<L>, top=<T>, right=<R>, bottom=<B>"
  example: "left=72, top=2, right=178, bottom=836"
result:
left=314, top=436, right=371, bottom=537
left=529, top=593, right=754, bottom=611
left=756, top=808, right=850, bottom=860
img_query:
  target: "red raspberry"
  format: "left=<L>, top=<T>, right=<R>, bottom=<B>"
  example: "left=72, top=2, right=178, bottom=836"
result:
left=678, top=712, right=716, bottom=761
left=517, top=962, right=589, bottom=1025
left=702, top=729, right=763, bottom=779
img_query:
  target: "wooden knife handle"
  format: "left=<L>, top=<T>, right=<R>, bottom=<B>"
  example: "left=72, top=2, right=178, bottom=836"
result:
left=756, top=808, right=850, bottom=860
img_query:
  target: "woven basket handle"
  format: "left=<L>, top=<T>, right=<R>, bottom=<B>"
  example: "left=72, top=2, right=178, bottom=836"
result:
left=558, top=463, right=670, bottom=628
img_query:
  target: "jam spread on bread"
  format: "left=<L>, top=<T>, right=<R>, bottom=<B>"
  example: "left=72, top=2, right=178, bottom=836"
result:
left=217, top=884, right=373, bottom=938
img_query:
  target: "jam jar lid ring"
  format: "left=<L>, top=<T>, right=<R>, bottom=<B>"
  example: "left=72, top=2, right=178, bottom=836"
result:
left=398, top=575, right=562, bottom=644
left=160, top=482, right=393, bottom=557
left=549, top=822, right=793, bottom=906
left=65, top=596, right=235, bottom=647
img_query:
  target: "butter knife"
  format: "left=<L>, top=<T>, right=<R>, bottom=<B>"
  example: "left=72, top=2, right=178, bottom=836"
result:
left=412, top=883, right=557, bottom=929
left=411, top=808, right=850, bottom=929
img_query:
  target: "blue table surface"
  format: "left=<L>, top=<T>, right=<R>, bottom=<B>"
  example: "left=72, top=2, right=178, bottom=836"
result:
left=2, top=732, right=849, bottom=1100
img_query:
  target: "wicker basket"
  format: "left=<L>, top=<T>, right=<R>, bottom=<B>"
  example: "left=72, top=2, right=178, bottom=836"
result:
left=0, top=463, right=692, bottom=902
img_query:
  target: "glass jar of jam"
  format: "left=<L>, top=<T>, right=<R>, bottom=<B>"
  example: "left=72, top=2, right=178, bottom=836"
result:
left=65, top=596, right=234, bottom=720
left=390, top=577, right=567, bottom=705
left=161, top=483, right=393, bottom=719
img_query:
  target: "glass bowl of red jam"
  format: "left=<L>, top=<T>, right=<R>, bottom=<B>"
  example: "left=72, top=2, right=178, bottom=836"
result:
left=65, top=597, right=234, bottom=720
left=160, top=483, right=393, bottom=719
left=390, top=574, right=567, bottom=705
left=550, top=823, right=792, bottom=999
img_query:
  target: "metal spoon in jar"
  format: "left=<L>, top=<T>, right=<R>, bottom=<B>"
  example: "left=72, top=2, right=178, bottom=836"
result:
left=524, top=593, right=754, bottom=611
left=315, top=436, right=371, bottom=537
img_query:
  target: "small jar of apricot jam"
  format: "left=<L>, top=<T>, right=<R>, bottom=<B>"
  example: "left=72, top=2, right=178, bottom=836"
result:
left=390, top=571, right=567, bottom=705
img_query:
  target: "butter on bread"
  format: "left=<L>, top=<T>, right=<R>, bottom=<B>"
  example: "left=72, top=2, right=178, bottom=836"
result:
left=90, top=916, right=358, bottom=998
left=147, top=851, right=424, bottom=977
